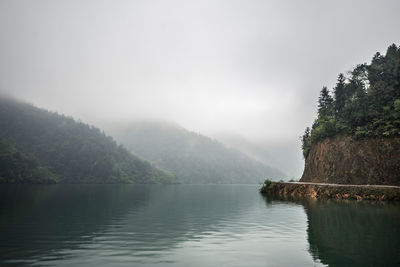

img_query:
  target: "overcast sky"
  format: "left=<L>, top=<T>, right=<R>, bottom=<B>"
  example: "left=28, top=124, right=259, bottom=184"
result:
left=1, top=0, right=400, bottom=176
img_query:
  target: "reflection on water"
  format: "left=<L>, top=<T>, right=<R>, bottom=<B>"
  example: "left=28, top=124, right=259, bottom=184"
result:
left=0, top=185, right=398, bottom=266
left=265, top=195, right=400, bottom=267
left=304, top=199, right=400, bottom=267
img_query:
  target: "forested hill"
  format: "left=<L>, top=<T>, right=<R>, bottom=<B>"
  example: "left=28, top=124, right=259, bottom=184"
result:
left=0, top=97, right=174, bottom=183
left=103, top=121, right=285, bottom=184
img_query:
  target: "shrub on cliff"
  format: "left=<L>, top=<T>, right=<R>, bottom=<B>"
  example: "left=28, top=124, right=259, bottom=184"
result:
left=263, top=179, right=273, bottom=187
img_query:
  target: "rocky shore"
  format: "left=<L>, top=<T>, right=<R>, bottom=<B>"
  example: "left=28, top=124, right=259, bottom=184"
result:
left=260, top=181, right=400, bottom=201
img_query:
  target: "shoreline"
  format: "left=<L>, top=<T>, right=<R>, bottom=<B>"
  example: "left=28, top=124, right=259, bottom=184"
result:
left=260, top=181, right=400, bottom=201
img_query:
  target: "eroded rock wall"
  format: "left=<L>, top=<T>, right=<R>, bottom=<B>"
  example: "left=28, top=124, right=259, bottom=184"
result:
left=300, top=135, right=400, bottom=185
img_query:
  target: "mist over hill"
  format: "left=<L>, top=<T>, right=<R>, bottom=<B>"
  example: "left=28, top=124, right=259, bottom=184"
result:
left=0, top=97, right=174, bottom=184
left=213, top=134, right=303, bottom=179
left=103, top=121, right=285, bottom=184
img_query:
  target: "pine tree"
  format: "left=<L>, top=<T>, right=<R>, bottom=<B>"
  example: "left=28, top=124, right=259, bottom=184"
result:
left=333, top=73, right=346, bottom=115
left=318, top=86, right=333, bottom=117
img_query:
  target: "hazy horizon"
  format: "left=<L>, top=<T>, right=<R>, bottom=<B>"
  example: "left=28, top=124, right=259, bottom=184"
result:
left=1, top=0, right=400, bottom=177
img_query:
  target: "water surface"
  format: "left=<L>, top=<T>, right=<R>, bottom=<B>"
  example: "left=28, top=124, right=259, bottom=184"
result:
left=0, top=185, right=399, bottom=266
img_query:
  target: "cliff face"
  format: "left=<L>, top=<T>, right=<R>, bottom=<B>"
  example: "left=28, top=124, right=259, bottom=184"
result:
left=300, top=135, right=400, bottom=185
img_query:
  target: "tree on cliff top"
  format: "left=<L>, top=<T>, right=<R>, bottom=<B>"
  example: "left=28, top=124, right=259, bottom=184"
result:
left=301, top=43, right=400, bottom=159
left=333, top=74, right=346, bottom=115
left=318, top=86, right=334, bottom=117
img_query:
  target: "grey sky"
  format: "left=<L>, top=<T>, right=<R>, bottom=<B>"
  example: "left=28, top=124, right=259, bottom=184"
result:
left=1, top=0, right=399, bottom=176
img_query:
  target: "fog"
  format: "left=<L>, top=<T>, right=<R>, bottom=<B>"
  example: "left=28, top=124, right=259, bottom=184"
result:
left=1, top=0, right=399, bottom=177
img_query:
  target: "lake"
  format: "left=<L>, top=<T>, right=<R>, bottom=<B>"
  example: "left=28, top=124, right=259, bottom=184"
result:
left=0, top=184, right=399, bottom=266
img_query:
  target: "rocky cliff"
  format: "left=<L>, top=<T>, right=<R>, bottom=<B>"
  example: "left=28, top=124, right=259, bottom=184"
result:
left=300, top=135, right=400, bottom=185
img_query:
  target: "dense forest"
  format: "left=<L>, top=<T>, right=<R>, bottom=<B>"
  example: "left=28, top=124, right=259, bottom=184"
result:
left=104, top=121, right=284, bottom=184
left=0, top=97, right=175, bottom=183
left=302, top=44, right=400, bottom=158
left=0, top=139, right=58, bottom=183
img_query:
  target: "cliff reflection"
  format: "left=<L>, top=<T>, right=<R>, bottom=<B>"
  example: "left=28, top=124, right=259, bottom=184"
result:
left=266, top=195, right=400, bottom=267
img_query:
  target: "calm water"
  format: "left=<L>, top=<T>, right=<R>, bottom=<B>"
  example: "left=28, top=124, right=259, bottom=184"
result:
left=0, top=185, right=399, bottom=267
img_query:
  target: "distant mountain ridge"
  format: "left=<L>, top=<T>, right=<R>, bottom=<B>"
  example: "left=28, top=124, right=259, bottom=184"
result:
left=104, top=121, right=285, bottom=184
left=0, top=97, right=174, bottom=183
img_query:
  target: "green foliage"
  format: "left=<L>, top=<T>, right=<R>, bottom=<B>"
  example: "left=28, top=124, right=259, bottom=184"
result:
left=262, top=179, right=273, bottom=189
left=0, top=98, right=175, bottom=184
left=318, top=86, right=334, bottom=117
left=334, top=73, right=346, bottom=114
left=301, top=127, right=311, bottom=158
left=0, top=139, right=58, bottom=183
left=302, top=44, right=400, bottom=158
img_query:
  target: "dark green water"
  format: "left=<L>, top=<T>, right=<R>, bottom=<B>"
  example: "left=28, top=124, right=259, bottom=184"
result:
left=0, top=185, right=399, bottom=266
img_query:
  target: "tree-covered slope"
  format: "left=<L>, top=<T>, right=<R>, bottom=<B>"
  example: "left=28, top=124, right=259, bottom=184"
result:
left=302, top=44, right=400, bottom=158
left=104, top=121, right=285, bottom=184
left=0, top=139, right=58, bottom=183
left=0, top=97, right=174, bottom=183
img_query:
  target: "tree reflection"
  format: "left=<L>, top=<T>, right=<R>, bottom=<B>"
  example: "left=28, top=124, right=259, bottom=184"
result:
left=264, top=195, right=400, bottom=267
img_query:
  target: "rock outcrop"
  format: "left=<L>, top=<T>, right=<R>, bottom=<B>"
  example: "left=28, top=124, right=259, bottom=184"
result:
left=300, top=135, right=400, bottom=185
